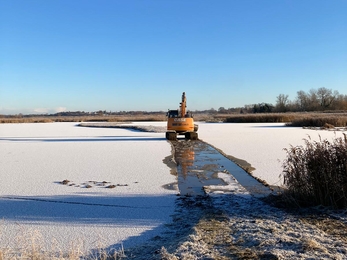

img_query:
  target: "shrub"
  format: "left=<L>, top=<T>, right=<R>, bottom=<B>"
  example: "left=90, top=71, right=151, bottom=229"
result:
left=282, top=134, right=347, bottom=209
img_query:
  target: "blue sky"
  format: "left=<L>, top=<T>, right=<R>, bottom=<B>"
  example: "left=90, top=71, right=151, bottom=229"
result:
left=1, top=0, right=346, bottom=114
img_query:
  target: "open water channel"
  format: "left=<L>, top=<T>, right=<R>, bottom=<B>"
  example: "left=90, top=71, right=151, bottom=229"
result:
left=167, top=139, right=272, bottom=197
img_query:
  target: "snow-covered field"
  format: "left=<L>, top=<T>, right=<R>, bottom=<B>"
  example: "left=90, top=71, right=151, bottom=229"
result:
left=0, top=121, right=345, bottom=256
left=196, top=122, right=346, bottom=187
left=0, top=122, right=177, bottom=254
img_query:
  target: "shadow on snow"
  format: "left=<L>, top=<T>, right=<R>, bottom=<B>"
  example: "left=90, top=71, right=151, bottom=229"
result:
left=0, top=194, right=177, bottom=250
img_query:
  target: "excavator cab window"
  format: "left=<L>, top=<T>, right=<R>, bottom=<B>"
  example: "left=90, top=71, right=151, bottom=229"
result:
left=167, top=110, right=179, bottom=118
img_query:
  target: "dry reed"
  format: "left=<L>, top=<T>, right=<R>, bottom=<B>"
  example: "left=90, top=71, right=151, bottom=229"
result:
left=0, top=225, right=126, bottom=260
left=281, top=133, right=347, bottom=209
left=288, top=114, right=347, bottom=127
left=224, top=113, right=297, bottom=123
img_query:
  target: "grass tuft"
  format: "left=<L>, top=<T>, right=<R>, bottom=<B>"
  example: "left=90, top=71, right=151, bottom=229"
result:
left=0, top=225, right=126, bottom=260
left=281, top=133, right=347, bottom=209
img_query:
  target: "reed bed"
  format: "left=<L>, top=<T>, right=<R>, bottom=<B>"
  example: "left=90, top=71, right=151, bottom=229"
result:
left=281, top=134, right=347, bottom=209
left=288, top=114, right=347, bottom=127
left=2, top=112, right=347, bottom=128
left=0, top=117, right=56, bottom=124
left=223, top=113, right=297, bottom=123
left=0, top=113, right=214, bottom=124
left=0, top=115, right=166, bottom=124
left=223, top=112, right=347, bottom=127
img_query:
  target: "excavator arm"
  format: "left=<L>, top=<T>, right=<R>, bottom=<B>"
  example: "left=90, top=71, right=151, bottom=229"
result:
left=180, top=92, right=186, bottom=117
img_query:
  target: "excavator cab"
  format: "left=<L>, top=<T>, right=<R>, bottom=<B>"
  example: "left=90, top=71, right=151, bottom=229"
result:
left=167, top=110, right=179, bottom=118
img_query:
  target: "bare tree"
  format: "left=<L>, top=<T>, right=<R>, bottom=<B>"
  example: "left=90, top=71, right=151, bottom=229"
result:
left=275, top=94, right=289, bottom=112
left=295, top=90, right=309, bottom=111
left=218, top=107, right=227, bottom=113
left=332, top=94, right=347, bottom=110
left=316, top=87, right=339, bottom=109
left=307, top=89, right=320, bottom=111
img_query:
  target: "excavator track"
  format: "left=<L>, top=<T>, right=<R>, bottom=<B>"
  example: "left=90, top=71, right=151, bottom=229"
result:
left=165, top=131, right=198, bottom=141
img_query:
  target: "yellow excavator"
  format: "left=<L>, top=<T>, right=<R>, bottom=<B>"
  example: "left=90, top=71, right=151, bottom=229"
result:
left=166, top=92, right=198, bottom=140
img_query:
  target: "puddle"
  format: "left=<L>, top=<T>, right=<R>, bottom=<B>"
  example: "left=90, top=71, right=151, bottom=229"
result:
left=165, top=140, right=272, bottom=197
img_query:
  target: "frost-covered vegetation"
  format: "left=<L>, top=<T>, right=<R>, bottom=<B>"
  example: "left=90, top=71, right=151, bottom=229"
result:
left=282, top=134, right=347, bottom=209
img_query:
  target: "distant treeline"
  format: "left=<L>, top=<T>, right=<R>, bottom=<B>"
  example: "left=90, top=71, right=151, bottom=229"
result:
left=216, top=87, right=347, bottom=114
left=1, top=110, right=166, bottom=118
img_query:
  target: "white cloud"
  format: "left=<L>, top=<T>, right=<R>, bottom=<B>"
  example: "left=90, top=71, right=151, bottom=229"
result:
left=32, top=107, right=67, bottom=114
left=1, top=107, right=68, bottom=115
left=55, top=107, right=67, bottom=113
left=34, top=108, right=50, bottom=114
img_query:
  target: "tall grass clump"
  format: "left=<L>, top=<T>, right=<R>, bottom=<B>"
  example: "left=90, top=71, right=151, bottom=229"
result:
left=282, top=134, right=347, bottom=209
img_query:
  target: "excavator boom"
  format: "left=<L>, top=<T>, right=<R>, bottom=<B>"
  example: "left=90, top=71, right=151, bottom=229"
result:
left=180, top=92, right=186, bottom=117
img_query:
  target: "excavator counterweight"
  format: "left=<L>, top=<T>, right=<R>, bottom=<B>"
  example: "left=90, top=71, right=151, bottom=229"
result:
left=166, top=92, right=198, bottom=140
